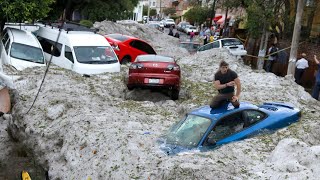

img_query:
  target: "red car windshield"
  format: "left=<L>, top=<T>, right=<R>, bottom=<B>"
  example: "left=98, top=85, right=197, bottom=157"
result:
left=106, top=34, right=130, bottom=42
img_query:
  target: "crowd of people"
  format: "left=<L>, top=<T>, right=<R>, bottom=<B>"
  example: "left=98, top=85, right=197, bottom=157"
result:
left=166, top=21, right=319, bottom=102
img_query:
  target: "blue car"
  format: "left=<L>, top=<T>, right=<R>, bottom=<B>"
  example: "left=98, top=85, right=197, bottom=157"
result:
left=160, top=102, right=301, bottom=155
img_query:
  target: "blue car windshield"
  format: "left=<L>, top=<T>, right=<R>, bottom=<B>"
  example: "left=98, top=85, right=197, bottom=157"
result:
left=165, top=115, right=211, bottom=147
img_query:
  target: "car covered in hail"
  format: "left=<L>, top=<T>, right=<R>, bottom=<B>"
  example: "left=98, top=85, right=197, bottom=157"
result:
left=197, top=38, right=247, bottom=56
left=104, top=34, right=156, bottom=64
left=159, top=101, right=300, bottom=155
left=127, top=54, right=181, bottom=100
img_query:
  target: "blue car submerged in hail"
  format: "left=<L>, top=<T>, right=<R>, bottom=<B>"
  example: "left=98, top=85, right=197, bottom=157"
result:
left=160, top=102, right=301, bottom=155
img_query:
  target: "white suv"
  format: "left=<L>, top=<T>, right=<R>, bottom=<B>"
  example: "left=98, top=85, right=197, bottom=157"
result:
left=163, top=19, right=176, bottom=28
left=197, top=38, right=247, bottom=56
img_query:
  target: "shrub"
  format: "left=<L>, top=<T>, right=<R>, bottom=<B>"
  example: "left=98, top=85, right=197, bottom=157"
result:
left=80, top=20, right=93, bottom=28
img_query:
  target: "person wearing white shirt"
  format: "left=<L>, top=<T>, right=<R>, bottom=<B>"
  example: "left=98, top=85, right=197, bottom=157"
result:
left=295, top=53, right=309, bottom=85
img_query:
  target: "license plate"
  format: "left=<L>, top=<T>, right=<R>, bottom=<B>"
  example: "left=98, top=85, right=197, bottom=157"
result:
left=149, top=79, right=160, bottom=84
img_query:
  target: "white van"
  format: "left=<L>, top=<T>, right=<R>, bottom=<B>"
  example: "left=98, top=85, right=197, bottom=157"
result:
left=35, top=23, right=120, bottom=75
left=0, top=27, right=46, bottom=70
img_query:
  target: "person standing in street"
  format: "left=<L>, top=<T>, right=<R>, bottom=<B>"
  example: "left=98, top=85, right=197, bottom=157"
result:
left=210, top=60, right=241, bottom=109
left=265, top=44, right=278, bottom=72
left=190, top=31, right=195, bottom=42
left=312, top=55, right=320, bottom=100
left=295, top=53, right=309, bottom=85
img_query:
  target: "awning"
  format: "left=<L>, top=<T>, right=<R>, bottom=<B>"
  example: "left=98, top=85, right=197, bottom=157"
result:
left=216, top=16, right=232, bottom=25
left=212, top=15, right=223, bottom=21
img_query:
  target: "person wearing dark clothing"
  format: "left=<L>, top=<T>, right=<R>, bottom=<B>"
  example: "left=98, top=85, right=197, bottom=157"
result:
left=312, top=55, right=320, bottom=100
left=274, top=50, right=288, bottom=76
left=168, top=29, right=173, bottom=36
left=203, top=35, right=208, bottom=45
left=210, top=61, right=241, bottom=109
left=174, top=32, right=180, bottom=38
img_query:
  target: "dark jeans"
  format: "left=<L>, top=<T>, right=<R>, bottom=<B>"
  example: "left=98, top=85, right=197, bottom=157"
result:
left=210, top=93, right=240, bottom=109
left=294, top=68, right=306, bottom=85
left=265, top=60, right=274, bottom=72
left=312, top=81, right=320, bottom=100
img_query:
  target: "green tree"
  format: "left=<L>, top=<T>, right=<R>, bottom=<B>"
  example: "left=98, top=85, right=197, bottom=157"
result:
left=163, top=7, right=176, bottom=16
left=183, top=5, right=210, bottom=25
left=0, top=0, right=54, bottom=32
left=50, top=0, right=139, bottom=22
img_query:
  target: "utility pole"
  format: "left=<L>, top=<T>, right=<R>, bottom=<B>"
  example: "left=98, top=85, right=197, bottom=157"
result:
left=147, top=0, right=150, bottom=23
left=287, top=0, right=306, bottom=76
left=209, top=0, right=217, bottom=27
left=159, top=0, right=162, bottom=19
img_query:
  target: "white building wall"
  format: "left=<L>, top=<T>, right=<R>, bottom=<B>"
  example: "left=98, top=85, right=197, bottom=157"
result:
left=133, top=1, right=144, bottom=21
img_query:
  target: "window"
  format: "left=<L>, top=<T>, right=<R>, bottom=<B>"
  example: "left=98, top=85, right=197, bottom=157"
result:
left=242, top=110, right=266, bottom=127
left=204, top=111, right=244, bottom=146
left=64, top=45, right=74, bottom=63
left=1, top=32, right=9, bottom=46
left=152, top=2, right=155, bottom=6
left=5, top=39, right=11, bottom=54
left=37, top=37, right=62, bottom=57
left=106, top=34, right=129, bottom=42
left=74, top=46, right=118, bottom=64
left=221, top=39, right=242, bottom=47
left=165, top=114, right=211, bottom=147
left=130, top=40, right=156, bottom=54
left=212, top=41, right=220, bottom=48
left=10, top=42, right=44, bottom=63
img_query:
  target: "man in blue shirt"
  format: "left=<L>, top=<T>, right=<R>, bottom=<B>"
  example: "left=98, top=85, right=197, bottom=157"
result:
left=312, top=55, right=320, bottom=100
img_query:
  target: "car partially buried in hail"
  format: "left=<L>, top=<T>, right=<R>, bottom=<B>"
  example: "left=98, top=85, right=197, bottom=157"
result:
left=197, top=38, right=247, bottom=56
left=159, top=101, right=301, bottom=155
left=104, top=34, right=156, bottom=64
left=127, top=55, right=181, bottom=100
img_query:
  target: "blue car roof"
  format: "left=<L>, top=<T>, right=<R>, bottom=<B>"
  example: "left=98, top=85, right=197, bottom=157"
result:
left=189, top=102, right=258, bottom=120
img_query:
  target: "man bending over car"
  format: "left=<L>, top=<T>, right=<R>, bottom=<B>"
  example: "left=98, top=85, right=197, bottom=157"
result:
left=210, top=60, right=241, bottom=109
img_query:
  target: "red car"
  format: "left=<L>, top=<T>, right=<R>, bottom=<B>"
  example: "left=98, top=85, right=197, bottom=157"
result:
left=104, top=34, right=156, bottom=64
left=127, top=55, right=181, bottom=100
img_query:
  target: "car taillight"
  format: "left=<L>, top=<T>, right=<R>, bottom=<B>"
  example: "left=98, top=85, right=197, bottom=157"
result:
left=129, top=63, right=144, bottom=69
left=167, top=64, right=180, bottom=71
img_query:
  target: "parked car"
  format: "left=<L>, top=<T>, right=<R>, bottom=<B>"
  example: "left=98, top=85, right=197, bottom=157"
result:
left=197, top=38, right=247, bottom=56
left=184, top=25, right=199, bottom=35
left=0, top=27, right=46, bottom=70
left=159, top=101, right=301, bottom=155
left=163, top=19, right=176, bottom=28
left=35, top=22, right=120, bottom=75
left=147, top=23, right=160, bottom=30
left=158, top=21, right=164, bottom=29
left=127, top=55, right=181, bottom=100
left=104, top=34, right=156, bottom=64
left=176, top=21, right=190, bottom=32
left=179, top=41, right=201, bottom=54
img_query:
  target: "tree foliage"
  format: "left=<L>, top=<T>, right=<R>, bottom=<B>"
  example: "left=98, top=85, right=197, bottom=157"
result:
left=220, top=0, right=287, bottom=38
left=183, top=5, right=210, bottom=24
left=163, top=7, right=176, bottom=16
left=48, top=0, right=139, bottom=22
left=0, top=0, right=54, bottom=23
